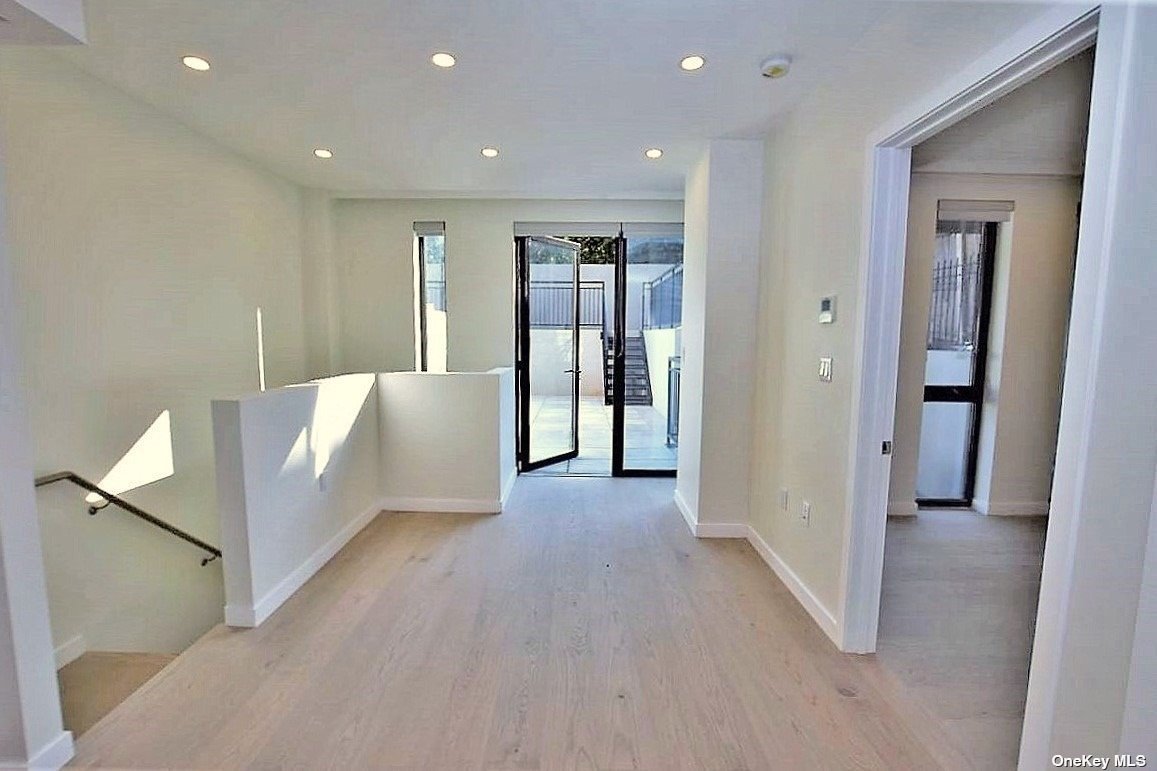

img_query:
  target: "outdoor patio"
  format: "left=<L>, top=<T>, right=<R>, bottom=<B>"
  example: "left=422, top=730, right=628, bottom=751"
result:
left=527, top=396, right=677, bottom=474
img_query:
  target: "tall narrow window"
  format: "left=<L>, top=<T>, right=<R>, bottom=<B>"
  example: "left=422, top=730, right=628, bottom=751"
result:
left=414, top=221, right=447, bottom=372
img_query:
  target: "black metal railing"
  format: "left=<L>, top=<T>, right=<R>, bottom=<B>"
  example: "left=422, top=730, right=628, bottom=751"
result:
left=642, top=264, right=683, bottom=330
left=667, top=356, right=681, bottom=447
left=927, top=256, right=982, bottom=350
left=529, top=280, right=605, bottom=331
left=34, top=471, right=221, bottom=566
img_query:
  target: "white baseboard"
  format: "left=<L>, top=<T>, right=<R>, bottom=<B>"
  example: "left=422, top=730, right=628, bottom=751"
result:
left=53, top=634, right=85, bottom=670
left=673, top=488, right=696, bottom=535
left=1, top=731, right=75, bottom=770
left=887, top=500, right=918, bottom=518
left=982, top=500, right=1050, bottom=517
left=745, top=525, right=840, bottom=646
left=695, top=522, right=749, bottom=538
left=381, top=496, right=501, bottom=514
left=500, top=470, right=518, bottom=509
left=225, top=501, right=383, bottom=628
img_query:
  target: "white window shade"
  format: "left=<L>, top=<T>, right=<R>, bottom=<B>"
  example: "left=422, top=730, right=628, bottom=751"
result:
left=513, top=222, right=684, bottom=238
left=621, top=222, right=683, bottom=238
left=937, top=200, right=1014, bottom=223
left=413, top=221, right=445, bottom=236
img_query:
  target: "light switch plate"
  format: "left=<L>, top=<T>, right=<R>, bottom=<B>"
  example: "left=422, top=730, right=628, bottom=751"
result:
left=818, top=357, right=833, bottom=382
left=800, top=500, right=812, bottom=526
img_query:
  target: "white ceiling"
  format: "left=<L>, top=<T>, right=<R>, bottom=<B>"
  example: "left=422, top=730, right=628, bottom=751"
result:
left=58, top=0, right=1057, bottom=199
left=913, top=47, right=1093, bottom=176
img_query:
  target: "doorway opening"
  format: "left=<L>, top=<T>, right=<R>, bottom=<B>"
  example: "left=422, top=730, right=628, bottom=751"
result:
left=514, top=225, right=684, bottom=477
left=872, top=42, right=1093, bottom=769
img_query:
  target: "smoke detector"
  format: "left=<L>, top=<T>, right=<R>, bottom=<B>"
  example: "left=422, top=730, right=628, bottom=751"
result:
left=760, top=56, right=792, bottom=79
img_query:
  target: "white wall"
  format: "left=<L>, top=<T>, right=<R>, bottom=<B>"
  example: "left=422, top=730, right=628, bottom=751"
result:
left=1021, top=6, right=1157, bottom=762
left=213, top=374, right=381, bottom=627
left=326, top=199, right=682, bottom=374
left=912, top=49, right=1093, bottom=177
left=377, top=369, right=516, bottom=512
left=676, top=140, right=764, bottom=528
left=0, top=87, right=71, bottom=769
left=643, top=328, right=680, bottom=419
left=889, top=174, right=1081, bottom=515
left=529, top=329, right=603, bottom=398
left=747, top=6, right=1095, bottom=618
left=0, top=49, right=309, bottom=655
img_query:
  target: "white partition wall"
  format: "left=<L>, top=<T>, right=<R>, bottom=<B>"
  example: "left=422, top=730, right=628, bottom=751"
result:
left=212, top=374, right=382, bottom=627
left=377, top=368, right=516, bottom=513
left=212, top=368, right=516, bottom=628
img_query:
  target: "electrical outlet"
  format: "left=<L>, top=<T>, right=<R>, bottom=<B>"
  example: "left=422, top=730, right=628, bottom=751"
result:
left=800, top=500, right=812, bottom=526
left=779, top=487, right=789, bottom=511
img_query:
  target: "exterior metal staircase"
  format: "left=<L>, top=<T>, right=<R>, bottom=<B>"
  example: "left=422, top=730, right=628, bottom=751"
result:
left=603, top=334, right=653, bottom=406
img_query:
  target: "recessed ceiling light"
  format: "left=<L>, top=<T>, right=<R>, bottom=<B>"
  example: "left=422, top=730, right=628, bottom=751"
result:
left=645, top=148, right=664, bottom=160
left=181, top=55, right=211, bottom=72
left=679, top=54, right=706, bottom=72
left=431, top=52, right=457, bottom=68
left=760, top=55, right=792, bottom=79
left=480, top=146, right=500, bottom=158
left=313, top=148, right=334, bottom=159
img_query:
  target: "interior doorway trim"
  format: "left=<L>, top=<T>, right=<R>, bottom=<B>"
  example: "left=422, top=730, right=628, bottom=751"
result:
left=840, top=6, right=1099, bottom=655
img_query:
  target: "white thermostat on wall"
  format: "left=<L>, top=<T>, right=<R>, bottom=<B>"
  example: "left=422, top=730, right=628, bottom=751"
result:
left=819, top=295, right=837, bottom=324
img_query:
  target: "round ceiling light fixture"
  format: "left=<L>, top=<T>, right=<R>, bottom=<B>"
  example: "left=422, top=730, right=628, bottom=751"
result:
left=181, top=55, right=211, bottom=72
left=313, top=148, right=334, bottom=159
left=679, top=54, right=706, bottom=72
left=644, top=148, right=664, bottom=160
left=480, top=146, right=500, bottom=158
left=431, top=52, right=457, bottom=68
left=760, top=55, right=792, bottom=79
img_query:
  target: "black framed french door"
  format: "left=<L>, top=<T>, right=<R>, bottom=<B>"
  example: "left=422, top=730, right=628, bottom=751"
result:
left=915, top=219, right=999, bottom=507
left=612, top=230, right=680, bottom=478
left=515, top=235, right=582, bottom=472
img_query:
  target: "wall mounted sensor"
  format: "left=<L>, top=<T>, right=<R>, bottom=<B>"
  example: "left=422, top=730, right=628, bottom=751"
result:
left=760, top=55, right=792, bottom=79
left=819, top=295, right=836, bottom=324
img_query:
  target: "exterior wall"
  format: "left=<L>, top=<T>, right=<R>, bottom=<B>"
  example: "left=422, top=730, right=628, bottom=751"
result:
left=529, top=329, right=603, bottom=398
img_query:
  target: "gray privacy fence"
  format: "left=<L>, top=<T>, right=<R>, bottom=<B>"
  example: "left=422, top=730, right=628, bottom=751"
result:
left=642, top=264, right=683, bottom=330
left=529, top=281, right=606, bottom=330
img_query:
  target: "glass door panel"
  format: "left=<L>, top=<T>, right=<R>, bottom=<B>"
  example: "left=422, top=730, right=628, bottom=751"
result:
left=916, top=218, right=997, bottom=506
left=613, top=234, right=684, bottom=475
left=517, top=236, right=582, bottom=470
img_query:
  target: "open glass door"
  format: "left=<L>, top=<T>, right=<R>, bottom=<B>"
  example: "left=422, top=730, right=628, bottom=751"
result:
left=516, top=236, right=582, bottom=471
left=612, top=226, right=684, bottom=476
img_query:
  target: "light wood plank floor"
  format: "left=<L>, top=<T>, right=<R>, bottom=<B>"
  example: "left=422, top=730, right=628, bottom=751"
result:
left=73, top=477, right=950, bottom=769
left=877, top=509, right=1048, bottom=770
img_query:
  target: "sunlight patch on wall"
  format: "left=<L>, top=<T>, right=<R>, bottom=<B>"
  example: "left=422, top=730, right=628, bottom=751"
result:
left=256, top=307, right=267, bottom=392
left=311, top=375, right=375, bottom=478
left=85, top=410, right=174, bottom=504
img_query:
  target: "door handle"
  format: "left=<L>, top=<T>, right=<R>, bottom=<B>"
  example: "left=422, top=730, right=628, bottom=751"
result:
left=564, top=369, right=582, bottom=374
